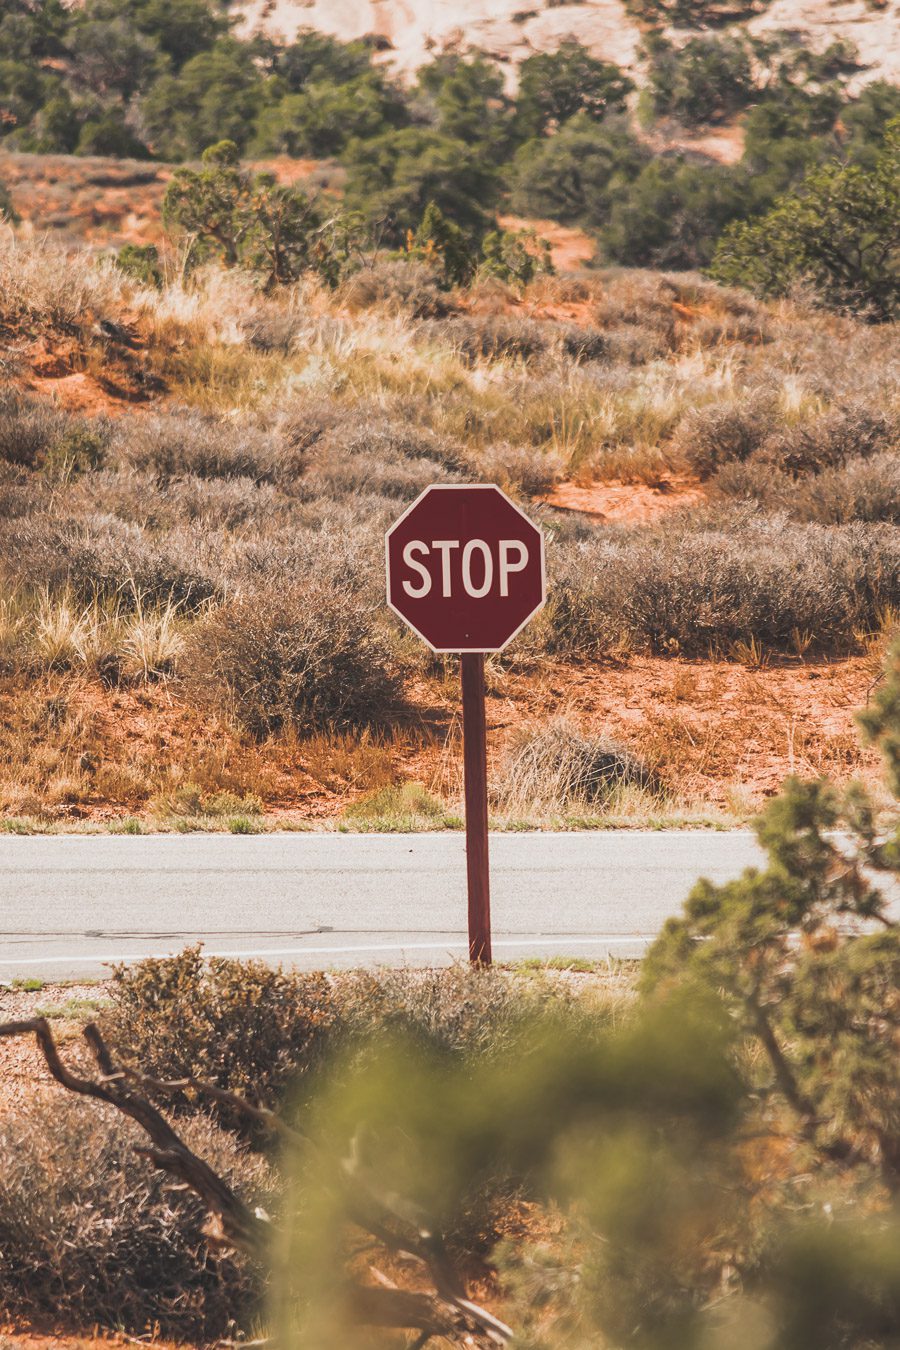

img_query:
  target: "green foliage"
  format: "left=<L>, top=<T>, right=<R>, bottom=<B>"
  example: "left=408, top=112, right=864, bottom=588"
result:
left=509, top=113, right=648, bottom=224
left=273, top=645, right=900, bottom=1346
left=115, top=242, right=163, bottom=287
left=644, top=663, right=900, bottom=1187
left=344, top=126, right=500, bottom=245
left=408, top=201, right=476, bottom=286
left=252, top=69, right=408, bottom=159
left=711, top=116, right=900, bottom=319
left=140, top=38, right=266, bottom=159
left=76, top=108, right=150, bottom=158
left=274, top=28, right=373, bottom=89
left=515, top=38, right=633, bottom=138
left=602, top=155, right=748, bottom=270
left=859, top=640, right=900, bottom=799
left=841, top=80, right=900, bottom=169
left=417, top=51, right=513, bottom=161
left=642, top=31, right=757, bottom=127
left=480, top=226, right=554, bottom=287
left=163, top=140, right=350, bottom=287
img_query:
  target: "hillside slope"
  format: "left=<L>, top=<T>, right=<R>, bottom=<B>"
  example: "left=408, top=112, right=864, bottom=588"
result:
left=233, top=0, right=900, bottom=90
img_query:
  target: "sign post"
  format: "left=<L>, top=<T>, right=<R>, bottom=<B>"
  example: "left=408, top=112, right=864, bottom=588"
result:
left=461, top=651, right=491, bottom=964
left=385, top=485, right=546, bottom=966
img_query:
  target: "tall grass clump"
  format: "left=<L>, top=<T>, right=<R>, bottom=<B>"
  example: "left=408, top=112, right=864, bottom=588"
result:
left=495, top=719, right=654, bottom=814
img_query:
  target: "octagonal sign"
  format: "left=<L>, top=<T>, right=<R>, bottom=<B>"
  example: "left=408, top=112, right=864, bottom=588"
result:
left=386, top=484, right=546, bottom=653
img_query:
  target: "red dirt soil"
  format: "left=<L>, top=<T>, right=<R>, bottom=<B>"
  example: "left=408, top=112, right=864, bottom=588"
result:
left=541, top=476, right=705, bottom=523
left=4, top=649, right=881, bottom=824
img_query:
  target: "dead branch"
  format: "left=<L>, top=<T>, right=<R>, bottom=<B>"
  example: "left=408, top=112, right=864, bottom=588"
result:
left=0, top=1017, right=269, bottom=1256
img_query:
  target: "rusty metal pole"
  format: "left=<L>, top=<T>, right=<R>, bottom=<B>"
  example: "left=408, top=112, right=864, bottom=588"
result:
left=461, top=652, right=491, bottom=966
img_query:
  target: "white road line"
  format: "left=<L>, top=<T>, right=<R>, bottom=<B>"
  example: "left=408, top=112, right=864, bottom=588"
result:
left=0, top=935, right=653, bottom=967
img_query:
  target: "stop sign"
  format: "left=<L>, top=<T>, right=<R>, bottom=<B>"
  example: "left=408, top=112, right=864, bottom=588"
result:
left=386, top=484, right=546, bottom=652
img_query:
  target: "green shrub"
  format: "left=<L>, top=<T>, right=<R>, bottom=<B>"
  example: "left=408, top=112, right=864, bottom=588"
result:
left=342, top=781, right=450, bottom=828
left=115, top=242, right=163, bottom=287
left=104, top=945, right=336, bottom=1123
left=509, top=113, right=647, bottom=225
left=163, top=140, right=353, bottom=288
left=343, top=126, right=500, bottom=245
left=643, top=32, right=757, bottom=127
left=601, top=156, right=748, bottom=270
left=515, top=40, right=633, bottom=138
left=711, top=116, right=900, bottom=320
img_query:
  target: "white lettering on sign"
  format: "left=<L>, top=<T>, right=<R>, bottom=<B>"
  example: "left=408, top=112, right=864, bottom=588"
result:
left=462, top=540, right=493, bottom=597
left=400, top=538, right=532, bottom=600
left=499, top=540, right=528, bottom=596
left=432, top=540, right=460, bottom=597
left=401, top=540, right=431, bottom=597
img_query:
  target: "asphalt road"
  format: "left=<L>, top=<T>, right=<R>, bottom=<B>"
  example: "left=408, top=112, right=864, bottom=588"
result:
left=0, top=830, right=781, bottom=980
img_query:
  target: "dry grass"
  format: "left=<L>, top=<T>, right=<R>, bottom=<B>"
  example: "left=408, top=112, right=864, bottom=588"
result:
left=1, top=236, right=898, bottom=823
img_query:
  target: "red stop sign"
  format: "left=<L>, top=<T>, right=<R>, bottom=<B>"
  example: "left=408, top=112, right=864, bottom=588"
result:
left=386, top=485, right=546, bottom=652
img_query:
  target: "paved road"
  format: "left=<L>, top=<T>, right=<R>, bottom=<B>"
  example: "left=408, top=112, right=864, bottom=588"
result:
left=0, top=831, right=776, bottom=980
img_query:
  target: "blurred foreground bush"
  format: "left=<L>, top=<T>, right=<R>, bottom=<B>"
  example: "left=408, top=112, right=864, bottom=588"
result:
left=3, top=647, right=899, bottom=1345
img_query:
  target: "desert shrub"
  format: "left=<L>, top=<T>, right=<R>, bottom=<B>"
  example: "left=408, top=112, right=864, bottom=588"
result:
left=181, top=584, right=404, bottom=737
left=115, top=408, right=286, bottom=484
left=790, top=453, right=900, bottom=524
left=558, top=325, right=609, bottom=363
left=672, top=397, right=780, bottom=478
left=476, top=441, right=564, bottom=495
left=0, top=514, right=218, bottom=608
left=548, top=514, right=900, bottom=656
left=423, top=315, right=548, bottom=365
left=338, top=259, right=456, bottom=318
left=297, top=413, right=466, bottom=499
left=241, top=305, right=306, bottom=353
left=495, top=719, right=654, bottom=812
left=752, top=404, right=900, bottom=477
left=0, top=1095, right=271, bottom=1338
left=0, top=232, right=127, bottom=329
left=0, top=391, right=72, bottom=468
left=331, top=963, right=588, bottom=1063
left=105, top=946, right=336, bottom=1124
left=342, top=781, right=450, bottom=827
left=716, top=452, right=900, bottom=524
